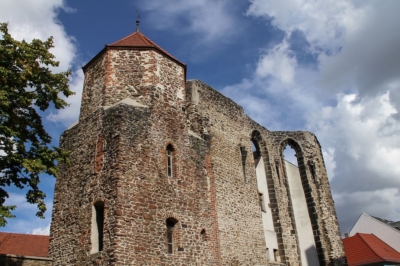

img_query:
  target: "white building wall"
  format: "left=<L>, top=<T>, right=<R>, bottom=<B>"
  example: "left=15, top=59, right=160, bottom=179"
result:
left=285, top=161, right=319, bottom=266
left=349, top=213, right=400, bottom=252
left=255, top=156, right=279, bottom=262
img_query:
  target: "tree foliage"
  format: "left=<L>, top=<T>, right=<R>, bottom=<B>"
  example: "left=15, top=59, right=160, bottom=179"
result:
left=0, top=23, right=73, bottom=226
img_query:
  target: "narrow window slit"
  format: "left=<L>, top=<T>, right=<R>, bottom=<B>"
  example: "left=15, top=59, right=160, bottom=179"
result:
left=166, top=218, right=178, bottom=254
left=166, top=144, right=174, bottom=178
left=240, top=146, right=247, bottom=182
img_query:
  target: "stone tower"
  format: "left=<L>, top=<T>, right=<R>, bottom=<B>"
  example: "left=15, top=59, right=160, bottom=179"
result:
left=49, top=29, right=345, bottom=265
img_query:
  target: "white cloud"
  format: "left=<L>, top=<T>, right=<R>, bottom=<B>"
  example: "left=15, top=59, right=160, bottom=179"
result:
left=0, top=0, right=76, bottom=73
left=256, top=39, right=297, bottom=85
left=318, top=1, right=400, bottom=101
left=0, top=0, right=77, bottom=232
left=47, top=69, right=84, bottom=126
left=308, top=92, right=400, bottom=191
left=237, top=0, right=400, bottom=234
left=247, top=0, right=363, bottom=55
left=0, top=0, right=80, bottom=126
left=31, top=223, right=51, bottom=235
left=141, top=0, right=239, bottom=45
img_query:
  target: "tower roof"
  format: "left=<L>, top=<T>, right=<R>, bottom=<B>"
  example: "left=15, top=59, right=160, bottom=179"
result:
left=83, top=31, right=186, bottom=71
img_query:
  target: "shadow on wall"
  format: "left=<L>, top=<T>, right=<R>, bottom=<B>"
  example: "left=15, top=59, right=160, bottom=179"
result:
left=332, top=257, right=347, bottom=266
left=305, top=247, right=318, bottom=266
left=0, top=257, right=23, bottom=266
left=305, top=246, right=347, bottom=266
left=0, top=256, right=52, bottom=266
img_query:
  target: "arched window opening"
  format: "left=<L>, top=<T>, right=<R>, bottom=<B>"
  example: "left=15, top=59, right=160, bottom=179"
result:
left=239, top=146, right=247, bottom=182
left=308, top=160, right=317, bottom=182
left=273, top=249, right=279, bottom=262
left=166, top=144, right=174, bottom=178
left=200, top=229, right=206, bottom=241
left=91, top=201, right=104, bottom=254
left=166, top=218, right=178, bottom=254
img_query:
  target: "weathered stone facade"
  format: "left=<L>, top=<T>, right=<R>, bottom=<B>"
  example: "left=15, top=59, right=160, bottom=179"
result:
left=49, top=31, right=345, bottom=265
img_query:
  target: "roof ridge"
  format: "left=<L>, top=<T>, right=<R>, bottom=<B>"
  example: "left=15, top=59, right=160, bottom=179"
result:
left=108, top=32, right=136, bottom=46
left=367, top=213, right=400, bottom=233
left=137, top=32, right=153, bottom=46
left=83, top=30, right=186, bottom=72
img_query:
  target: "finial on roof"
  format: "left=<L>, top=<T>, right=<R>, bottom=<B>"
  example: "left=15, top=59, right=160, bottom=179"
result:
left=136, top=10, right=140, bottom=32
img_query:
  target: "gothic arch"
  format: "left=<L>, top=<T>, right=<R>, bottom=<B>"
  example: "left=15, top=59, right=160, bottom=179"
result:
left=251, top=130, right=287, bottom=263
left=159, top=211, right=183, bottom=249
left=164, top=142, right=178, bottom=179
left=280, top=138, right=325, bottom=265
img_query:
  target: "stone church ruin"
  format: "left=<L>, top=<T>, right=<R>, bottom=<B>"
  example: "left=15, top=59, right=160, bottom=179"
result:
left=49, top=28, right=345, bottom=265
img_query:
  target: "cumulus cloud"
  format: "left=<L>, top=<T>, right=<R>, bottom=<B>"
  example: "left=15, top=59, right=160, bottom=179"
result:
left=47, top=69, right=84, bottom=126
left=221, top=0, right=400, bottom=234
left=31, top=223, right=51, bottom=235
left=0, top=0, right=81, bottom=126
left=247, top=0, right=363, bottom=55
left=0, top=0, right=76, bottom=72
left=308, top=93, right=400, bottom=189
left=0, top=0, right=78, bottom=231
left=318, top=1, right=400, bottom=102
left=256, top=39, right=297, bottom=85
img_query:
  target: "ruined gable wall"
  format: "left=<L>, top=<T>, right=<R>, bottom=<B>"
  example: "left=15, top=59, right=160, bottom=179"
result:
left=268, top=131, right=346, bottom=265
left=186, top=80, right=345, bottom=265
left=186, top=80, right=268, bottom=265
left=52, top=36, right=345, bottom=265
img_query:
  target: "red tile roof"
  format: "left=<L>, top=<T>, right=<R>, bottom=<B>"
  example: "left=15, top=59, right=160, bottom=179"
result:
left=0, top=232, right=49, bottom=257
left=343, top=233, right=400, bottom=265
left=108, top=31, right=185, bottom=66
left=83, top=30, right=186, bottom=72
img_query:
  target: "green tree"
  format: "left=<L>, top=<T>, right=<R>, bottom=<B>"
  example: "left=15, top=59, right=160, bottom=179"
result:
left=0, top=23, right=73, bottom=226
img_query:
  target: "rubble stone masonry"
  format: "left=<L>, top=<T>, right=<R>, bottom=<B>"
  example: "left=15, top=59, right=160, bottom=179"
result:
left=49, top=32, right=345, bottom=265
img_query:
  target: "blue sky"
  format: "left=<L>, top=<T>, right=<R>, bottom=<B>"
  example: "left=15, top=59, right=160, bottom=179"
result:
left=1, top=0, right=400, bottom=236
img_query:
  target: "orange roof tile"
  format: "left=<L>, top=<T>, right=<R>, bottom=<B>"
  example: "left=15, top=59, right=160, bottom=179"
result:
left=83, top=31, right=186, bottom=72
left=343, top=233, right=400, bottom=265
left=107, top=31, right=185, bottom=66
left=0, top=232, right=49, bottom=257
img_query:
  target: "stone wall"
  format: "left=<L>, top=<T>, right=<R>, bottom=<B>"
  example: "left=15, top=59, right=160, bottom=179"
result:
left=186, top=80, right=269, bottom=265
left=50, top=41, right=345, bottom=265
left=186, top=80, right=345, bottom=265
left=80, top=48, right=185, bottom=121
